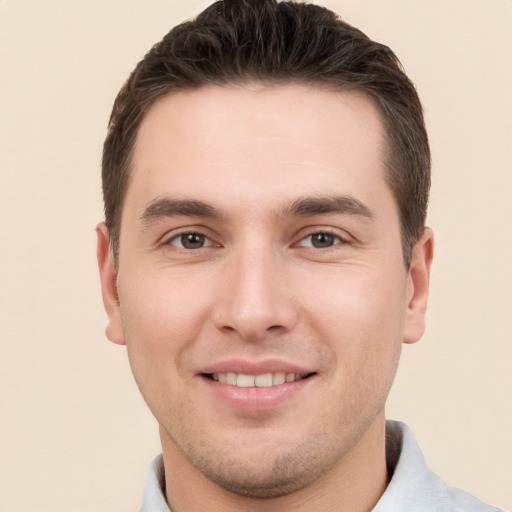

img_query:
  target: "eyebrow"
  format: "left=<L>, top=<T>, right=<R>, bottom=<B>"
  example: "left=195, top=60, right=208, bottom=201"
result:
left=140, top=194, right=373, bottom=226
left=281, top=195, right=374, bottom=219
left=140, top=197, right=222, bottom=225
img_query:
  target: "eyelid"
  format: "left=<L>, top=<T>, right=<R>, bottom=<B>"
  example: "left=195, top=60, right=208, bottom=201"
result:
left=169, top=233, right=213, bottom=249
left=294, top=227, right=352, bottom=247
left=296, top=234, right=342, bottom=249
left=159, top=226, right=221, bottom=249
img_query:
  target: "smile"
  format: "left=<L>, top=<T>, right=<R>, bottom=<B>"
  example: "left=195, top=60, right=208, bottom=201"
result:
left=207, top=372, right=311, bottom=388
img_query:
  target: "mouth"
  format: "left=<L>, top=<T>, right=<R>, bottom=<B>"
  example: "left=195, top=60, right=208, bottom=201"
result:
left=203, top=371, right=316, bottom=388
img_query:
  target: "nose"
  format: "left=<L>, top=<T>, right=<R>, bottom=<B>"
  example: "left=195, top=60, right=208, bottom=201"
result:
left=212, top=245, right=299, bottom=342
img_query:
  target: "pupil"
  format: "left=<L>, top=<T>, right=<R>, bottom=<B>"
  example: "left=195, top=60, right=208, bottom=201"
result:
left=182, top=233, right=204, bottom=249
left=312, top=233, right=334, bottom=248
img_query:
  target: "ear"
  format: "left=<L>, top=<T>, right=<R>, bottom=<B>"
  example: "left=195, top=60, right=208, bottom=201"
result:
left=403, top=228, right=434, bottom=344
left=96, top=223, right=126, bottom=345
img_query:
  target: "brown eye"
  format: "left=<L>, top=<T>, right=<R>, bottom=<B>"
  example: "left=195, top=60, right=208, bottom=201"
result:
left=296, top=232, right=341, bottom=249
left=170, top=233, right=210, bottom=249
left=311, top=233, right=335, bottom=248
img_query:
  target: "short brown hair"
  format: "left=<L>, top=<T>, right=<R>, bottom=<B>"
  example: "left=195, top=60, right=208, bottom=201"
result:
left=102, top=0, right=430, bottom=266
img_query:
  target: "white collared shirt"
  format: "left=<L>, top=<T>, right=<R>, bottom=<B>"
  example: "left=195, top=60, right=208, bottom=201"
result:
left=138, top=421, right=504, bottom=511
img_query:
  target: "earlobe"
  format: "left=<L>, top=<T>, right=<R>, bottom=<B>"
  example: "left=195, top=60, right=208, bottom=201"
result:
left=403, top=228, right=434, bottom=344
left=96, top=223, right=126, bottom=345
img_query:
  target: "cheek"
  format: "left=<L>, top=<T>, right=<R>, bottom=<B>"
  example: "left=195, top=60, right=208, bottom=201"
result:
left=119, top=268, right=212, bottom=344
left=117, top=270, right=213, bottom=397
left=303, top=266, right=407, bottom=378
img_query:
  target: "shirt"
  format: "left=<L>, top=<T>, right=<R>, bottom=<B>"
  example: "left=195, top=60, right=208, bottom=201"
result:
left=138, top=420, right=504, bottom=511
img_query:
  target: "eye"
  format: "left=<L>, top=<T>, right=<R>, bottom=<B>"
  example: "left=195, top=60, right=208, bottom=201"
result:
left=297, top=232, right=343, bottom=249
left=169, top=232, right=213, bottom=250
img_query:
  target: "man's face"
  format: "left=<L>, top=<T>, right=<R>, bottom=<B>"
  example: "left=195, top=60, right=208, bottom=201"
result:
left=98, top=84, right=431, bottom=497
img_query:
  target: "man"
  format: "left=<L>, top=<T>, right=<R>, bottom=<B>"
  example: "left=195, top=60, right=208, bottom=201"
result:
left=96, top=1, right=502, bottom=510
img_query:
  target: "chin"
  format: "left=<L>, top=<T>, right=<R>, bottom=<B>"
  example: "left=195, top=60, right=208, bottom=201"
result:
left=198, top=451, right=328, bottom=499
left=179, top=430, right=344, bottom=499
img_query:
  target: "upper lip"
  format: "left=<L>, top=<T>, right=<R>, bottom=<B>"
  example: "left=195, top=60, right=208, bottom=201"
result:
left=200, top=358, right=315, bottom=376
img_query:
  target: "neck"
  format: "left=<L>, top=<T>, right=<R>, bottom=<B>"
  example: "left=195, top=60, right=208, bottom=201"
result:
left=160, top=415, right=389, bottom=512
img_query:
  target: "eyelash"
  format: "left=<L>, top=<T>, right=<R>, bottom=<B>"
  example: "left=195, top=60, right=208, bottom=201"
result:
left=163, top=229, right=348, bottom=251
left=296, top=231, right=346, bottom=249
left=166, top=231, right=217, bottom=250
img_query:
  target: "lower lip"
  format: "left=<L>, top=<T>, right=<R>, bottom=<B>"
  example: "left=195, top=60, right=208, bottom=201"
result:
left=199, top=375, right=314, bottom=411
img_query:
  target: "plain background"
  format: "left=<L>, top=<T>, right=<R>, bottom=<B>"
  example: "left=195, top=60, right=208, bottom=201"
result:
left=1, top=1, right=511, bottom=511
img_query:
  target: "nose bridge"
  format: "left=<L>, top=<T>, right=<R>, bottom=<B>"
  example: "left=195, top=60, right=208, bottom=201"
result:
left=213, top=238, right=297, bottom=341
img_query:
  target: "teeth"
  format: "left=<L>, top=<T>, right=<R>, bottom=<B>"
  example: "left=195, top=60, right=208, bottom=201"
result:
left=211, top=372, right=304, bottom=387
left=226, top=372, right=237, bottom=385
left=237, top=374, right=255, bottom=387
left=254, top=373, right=272, bottom=387
left=285, top=373, right=296, bottom=383
left=273, top=372, right=286, bottom=385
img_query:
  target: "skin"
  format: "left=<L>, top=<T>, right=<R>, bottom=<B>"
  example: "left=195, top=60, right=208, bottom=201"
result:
left=97, top=84, right=433, bottom=511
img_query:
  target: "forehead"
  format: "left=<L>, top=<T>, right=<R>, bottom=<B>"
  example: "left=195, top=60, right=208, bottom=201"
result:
left=126, top=84, right=390, bottom=217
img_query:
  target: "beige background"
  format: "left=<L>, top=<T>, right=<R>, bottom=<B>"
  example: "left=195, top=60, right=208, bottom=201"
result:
left=1, top=1, right=511, bottom=511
